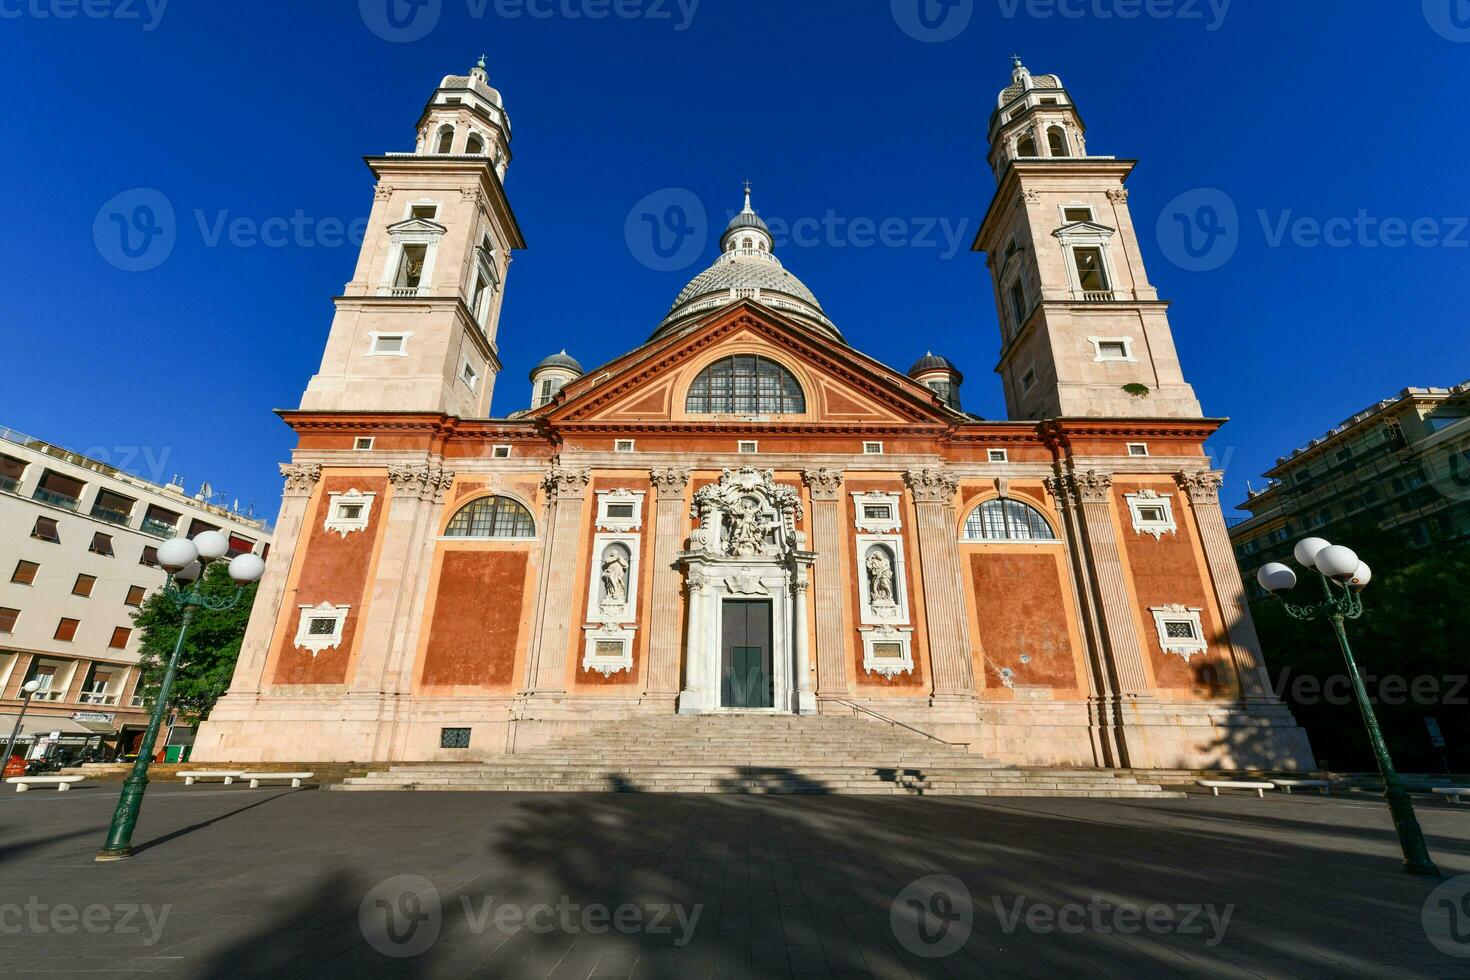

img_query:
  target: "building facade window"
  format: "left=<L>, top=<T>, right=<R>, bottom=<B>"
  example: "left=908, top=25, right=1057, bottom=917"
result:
left=32, top=516, right=60, bottom=543
left=11, top=560, right=39, bottom=585
left=89, top=532, right=115, bottom=557
left=0, top=607, right=17, bottom=633
left=444, top=495, right=536, bottom=538
left=685, top=355, right=806, bottom=414
left=55, top=617, right=80, bottom=641
left=963, top=498, right=1057, bottom=541
left=125, top=585, right=147, bottom=607
left=73, top=573, right=96, bottom=597
left=1125, top=490, right=1178, bottom=540
left=1072, top=247, right=1110, bottom=292
left=110, top=626, right=131, bottom=649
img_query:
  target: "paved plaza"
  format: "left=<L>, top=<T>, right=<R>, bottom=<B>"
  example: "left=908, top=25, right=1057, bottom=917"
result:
left=3, top=783, right=1470, bottom=977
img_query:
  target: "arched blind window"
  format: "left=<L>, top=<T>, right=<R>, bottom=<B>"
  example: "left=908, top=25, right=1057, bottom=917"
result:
left=445, top=495, right=535, bottom=538
left=685, top=355, right=805, bottom=414
left=963, top=498, right=1056, bottom=541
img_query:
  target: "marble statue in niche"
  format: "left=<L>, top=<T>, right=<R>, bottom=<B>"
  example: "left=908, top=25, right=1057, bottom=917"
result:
left=600, top=545, right=630, bottom=608
left=866, top=547, right=896, bottom=607
left=726, top=495, right=767, bottom=557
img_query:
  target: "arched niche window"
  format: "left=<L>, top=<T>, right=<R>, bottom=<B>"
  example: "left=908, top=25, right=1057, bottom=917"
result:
left=1016, top=134, right=1037, bottom=157
left=1047, top=126, right=1069, bottom=157
left=963, top=498, right=1056, bottom=541
left=444, top=495, right=535, bottom=538
left=465, top=133, right=485, bottom=155
left=435, top=126, right=455, bottom=154
left=685, top=355, right=806, bottom=415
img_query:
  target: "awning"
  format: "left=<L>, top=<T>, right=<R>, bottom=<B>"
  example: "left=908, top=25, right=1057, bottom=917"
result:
left=0, top=713, right=112, bottom=738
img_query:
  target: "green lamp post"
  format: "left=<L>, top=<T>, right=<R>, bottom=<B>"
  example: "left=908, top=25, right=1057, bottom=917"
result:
left=1256, top=537, right=1439, bottom=877
left=95, top=531, right=264, bottom=862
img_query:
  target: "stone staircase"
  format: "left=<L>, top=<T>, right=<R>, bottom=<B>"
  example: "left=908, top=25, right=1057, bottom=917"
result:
left=336, top=714, right=1182, bottom=797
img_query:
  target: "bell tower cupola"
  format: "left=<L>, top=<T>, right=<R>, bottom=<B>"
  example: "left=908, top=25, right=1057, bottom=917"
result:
left=974, top=58, right=1202, bottom=421
left=299, top=59, right=526, bottom=419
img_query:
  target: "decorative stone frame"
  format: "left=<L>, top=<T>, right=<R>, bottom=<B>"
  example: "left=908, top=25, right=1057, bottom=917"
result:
left=1088, top=336, right=1137, bottom=362
left=851, top=491, right=902, bottom=535
left=1150, top=604, right=1207, bottom=660
left=855, top=534, right=909, bottom=627
left=294, top=602, right=349, bottom=656
left=1053, top=220, right=1120, bottom=299
left=585, top=532, right=641, bottom=625
left=582, top=624, right=635, bottom=677
left=366, top=330, right=412, bottom=357
left=379, top=215, right=446, bottom=296
left=595, top=489, right=645, bottom=533
left=1124, top=489, right=1177, bottom=540
left=323, top=489, right=376, bottom=538
left=861, top=625, right=915, bottom=678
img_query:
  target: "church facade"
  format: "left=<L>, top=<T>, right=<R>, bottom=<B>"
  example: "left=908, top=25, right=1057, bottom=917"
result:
left=194, top=59, right=1312, bottom=770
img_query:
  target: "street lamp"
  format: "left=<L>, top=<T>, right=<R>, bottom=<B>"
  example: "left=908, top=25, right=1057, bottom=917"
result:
left=3, top=678, right=45, bottom=774
left=1256, top=537, right=1439, bottom=876
left=95, top=532, right=264, bottom=862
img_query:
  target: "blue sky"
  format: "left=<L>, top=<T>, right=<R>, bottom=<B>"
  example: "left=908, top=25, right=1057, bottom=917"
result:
left=2, top=1, right=1467, bottom=521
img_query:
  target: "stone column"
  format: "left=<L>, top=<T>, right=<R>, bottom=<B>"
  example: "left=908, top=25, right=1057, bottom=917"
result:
left=792, top=574, right=815, bottom=714
left=677, top=569, right=713, bottom=714
left=1178, top=470, right=1271, bottom=698
left=523, top=467, right=590, bottom=695
left=904, top=468, right=976, bottom=698
left=803, top=468, right=849, bottom=697
left=353, top=463, right=453, bottom=695
left=225, top=462, right=320, bottom=696
left=1062, top=471, right=1151, bottom=696
left=645, top=467, right=690, bottom=697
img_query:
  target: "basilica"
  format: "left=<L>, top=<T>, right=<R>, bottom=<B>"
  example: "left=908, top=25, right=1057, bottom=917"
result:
left=194, top=59, right=1312, bottom=770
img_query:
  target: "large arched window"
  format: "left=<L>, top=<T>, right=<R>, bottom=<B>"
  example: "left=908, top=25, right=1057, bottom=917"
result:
left=1016, top=134, right=1037, bottom=157
left=465, top=133, right=485, bottom=155
left=435, top=126, right=455, bottom=154
left=685, top=355, right=805, bottom=414
left=445, top=495, right=535, bottom=538
left=1047, top=126, right=1069, bottom=157
left=963, top=498, right=1056, bottom=541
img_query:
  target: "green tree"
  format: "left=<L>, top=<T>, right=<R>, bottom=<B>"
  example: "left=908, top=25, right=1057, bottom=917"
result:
left=132, top=562, right=258, bottom=723
left=1251, top=519, right=1470, bottom=772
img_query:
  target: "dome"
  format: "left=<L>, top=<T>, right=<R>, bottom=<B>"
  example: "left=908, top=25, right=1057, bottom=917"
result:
left=909, top=353, right=962, bottom=381
left=530, top=350, right=583, bottom=380
left=652, top=187, right=841, bottom=342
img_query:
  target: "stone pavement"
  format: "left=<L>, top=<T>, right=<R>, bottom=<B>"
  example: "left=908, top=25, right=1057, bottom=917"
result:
left=2, top=783, right=1469, bottom=977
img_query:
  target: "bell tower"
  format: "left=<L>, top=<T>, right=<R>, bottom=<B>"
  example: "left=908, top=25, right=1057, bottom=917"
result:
left=974, top=58, right=1201, bottom=420
left=299, top=58, right=526, bottom=418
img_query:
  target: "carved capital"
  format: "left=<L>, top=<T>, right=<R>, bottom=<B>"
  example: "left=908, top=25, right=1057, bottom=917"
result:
left=904, top=468, right=958, bottom=505
left=802, top=468, right=844, bottom=501
left=373, top=184, right=393, bottom=202
left=649, top=467, right=690, bottom=498
left=1022, top=188, right=1040, bottom=204
left=543, top=467, right=591, bottom=501
left=1176, top=470, right=1224, bottom=504
left=388, top=464, right=455, bottom=502
left=280, top=462, right=321, bottom=497
left=1106, top=187, right=1129, bottom=203
left=1070, top=470, right=1114, bottom=504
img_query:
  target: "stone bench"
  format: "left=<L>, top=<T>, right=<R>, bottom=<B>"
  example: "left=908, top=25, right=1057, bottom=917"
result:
left=240, top=771, right=314, bottom=789
left=178, top=770, right=246, bottom=786
left=7, top=775, right=86, bottom=793
left=1432, top=787, right=1470, bottom=804
left=1270, top=778, right=1333, bottom=795
left=1198, top=780, right=1276, bottom=798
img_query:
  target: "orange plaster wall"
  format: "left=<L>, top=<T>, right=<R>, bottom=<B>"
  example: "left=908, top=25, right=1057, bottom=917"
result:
left=1114, top=480, right=1236, bottom=698
left=269, top=474, right=389, bottom=686
left=846, top=478, right=926, bottom=691
left=967, top=552, right=1082, bottom=698
left=418, top=550, right=528, bottom=690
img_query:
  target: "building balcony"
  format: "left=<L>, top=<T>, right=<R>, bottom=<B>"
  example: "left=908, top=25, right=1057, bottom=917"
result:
left=32, top=487, right=80, bottom=510
left=1081, top=289, right=1116, bottom=302
left=140, top=517, right=178, bottom=537
left=0, top=475, right=18, bottom=494
left=80, top=692, right=119, bottom=706
left=31, top=689, right=64, bottom=702
left=380, top=285, right=425, bottom=298
left=90, top=506, right=132, bottom=526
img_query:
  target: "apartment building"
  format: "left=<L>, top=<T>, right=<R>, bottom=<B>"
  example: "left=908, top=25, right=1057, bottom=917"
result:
left=0, top=426, right=271, bottom=762
left=1230, top=382, right=1470, bottom=591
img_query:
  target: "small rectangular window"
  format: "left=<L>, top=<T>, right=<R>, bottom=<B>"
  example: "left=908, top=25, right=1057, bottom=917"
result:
left=394, top=244, right=428, bottom=290
left=862, top=504, right=893, bottom=521
left=73, top=573, right=96, bottom=597
left=90, top=532, right=115, bottom=557
left=125, top=585, right=147, bottom=607
left=409, top=204, right=438, bottom=221
left=1021, top=370, right=1036, bottom=393
left=871, top=642, right=905, bottom=660
left=11, top=560, right=39, bottom=585
left=614, top=439, right=636, bottom=453
left=1095, top=340, right=1129, bottom=360
left=1073, top=247, right=1109, bottom=292
left=987, top=449, right=1009, bottom=463
left=491, top=445, right=512, bottom=459
left=1127, top=443, right=1150, bottom=457
left=0, top=607, right=17, bottom=633
left=1137, top=505, right=1166, bottom=523
left=336, top=503, right=364, bottom=521
left=32, top=517, right=60, bottom=543
left=55, top=617, right=80, bottom=641
left=110, top=626, right=131, bottom=649
left=738, top=441, right=758, bottom=454
left=371, top=334, right=405, bottom=355
left=354, top=437, right=375, bottom=451
left=440, top=727, right=471, bottom=749
left=1063, top=207, right=1093, bottom=223
left=1163, top=620, right=1197, bottom=641
left=862, top=442, right=884, bottom=455
left=140, top=546, right=160, bottom=567
left=307, top=617, right=338, bottom=636
left=461, top=362, right=479, bottom=390
left=606, top=503, right=636, bottom=519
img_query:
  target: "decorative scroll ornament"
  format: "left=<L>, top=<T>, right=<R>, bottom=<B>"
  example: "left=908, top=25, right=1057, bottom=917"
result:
left=650, top=467, right=691, bottom=496
left=543, top=467, right=591, bottom=500
left=280, top=462, right=322, bottom=497
left=724, top=572, right=768, bottom=596
left=691, top=468, right=803, bottom=558
left=903, top=468, right=959, bottom=504
left=1176, top=470, right=1224, bottom=504
left=802, top=468, right=844, bottom=501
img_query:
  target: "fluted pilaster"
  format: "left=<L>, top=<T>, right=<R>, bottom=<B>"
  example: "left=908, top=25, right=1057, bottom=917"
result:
left=523, top=467, right=590, bottom=694
left=904, top=468, right=975, bottom=697
left=803, top=468, right=849, bottom=696
left=645, top=467, right=691, bottom=695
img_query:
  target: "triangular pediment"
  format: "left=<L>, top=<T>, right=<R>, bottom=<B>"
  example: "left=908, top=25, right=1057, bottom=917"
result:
left=1052, top=220, right=1116, bottom=241
left=385, top=217, right=449, bottom=235
left=540, top=303, right=959, bottom=429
